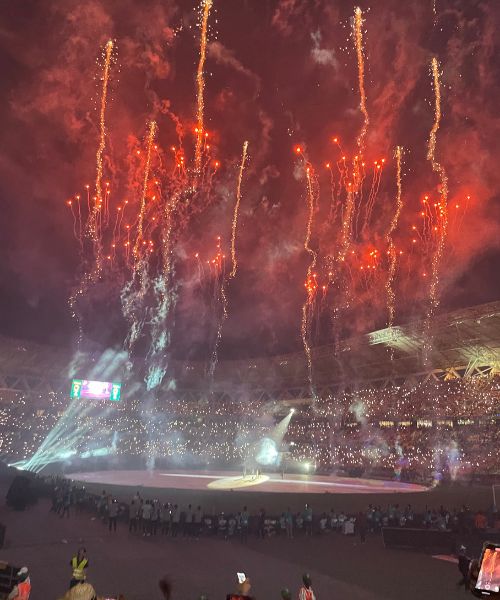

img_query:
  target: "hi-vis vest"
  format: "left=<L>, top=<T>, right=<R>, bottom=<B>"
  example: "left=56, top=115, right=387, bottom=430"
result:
left=71, top=557, right=88, bottom=580
left=16, top=581, right=31, bottom=600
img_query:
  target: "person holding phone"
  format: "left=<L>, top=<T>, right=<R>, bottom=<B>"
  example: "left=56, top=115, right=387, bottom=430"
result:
left=473, top=543, right=500, bottom=596
left=227, top=573, right=254, bottom=600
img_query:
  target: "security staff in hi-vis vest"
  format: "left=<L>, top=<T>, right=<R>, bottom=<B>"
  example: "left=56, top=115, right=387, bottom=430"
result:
left=69, top=547, right=89, bottom=588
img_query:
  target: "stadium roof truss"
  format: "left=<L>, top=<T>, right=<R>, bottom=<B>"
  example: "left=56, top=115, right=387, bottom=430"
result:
left=0, top=301, right=499, bottom=403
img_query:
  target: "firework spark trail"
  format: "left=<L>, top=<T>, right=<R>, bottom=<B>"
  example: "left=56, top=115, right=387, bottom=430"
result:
left=76, top=195, right=83, bottom=248
left=385, top=146, right=404, bottom=329
left=338, top=186, right=355, bottom=262
left=205, top=237, right=225, bottom=378
left=88, top=40, right=114, bottom=273
left=67, top=199, right=78, bottom=240
left=326, top=163, right=340, bottom=223
left=301, top=165, right=318, bottom=397
left=144, top=191, right=181, bottom=390
left=207, top=142, right=248, bottom=379
left=194, top=0, right=213, bottom=174
left=133, top=120, right=157, bottom=268
left=353, top=7, right=369, bottom=155
left=209, top=277, right=227, bottom=379
left=69, top=41, right=114, bottom=344
left=230, top=140, right=248, bottom=278
left=427, top=58, right=449, bottom=316
left=362, top=160, right=384, bottom=233
left=122, top=122, right=159, bottom=359
left=424, top=57, right=449, bottom=360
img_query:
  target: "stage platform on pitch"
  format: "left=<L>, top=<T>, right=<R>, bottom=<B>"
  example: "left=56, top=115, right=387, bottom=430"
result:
left=68, top=469, right=428, bottom=494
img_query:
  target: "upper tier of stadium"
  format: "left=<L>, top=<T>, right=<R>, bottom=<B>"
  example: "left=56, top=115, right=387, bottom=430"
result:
left=0, top=301, right=499, bottom=398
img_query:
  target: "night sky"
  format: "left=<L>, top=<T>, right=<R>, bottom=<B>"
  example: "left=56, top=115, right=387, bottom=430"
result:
left=1, top=0, right=500, bottom=361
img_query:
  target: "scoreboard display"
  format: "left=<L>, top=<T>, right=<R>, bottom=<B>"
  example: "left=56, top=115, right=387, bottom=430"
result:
left=70, top=379, right=122, bottom=402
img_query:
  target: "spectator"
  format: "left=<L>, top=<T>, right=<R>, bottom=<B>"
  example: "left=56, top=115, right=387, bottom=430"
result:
left=171, top=504, right=180, bottom=537
left=457, top=545, right=471, bottom=588
left=218, top=512, right=228, bottom=539
left=194, top=505, right=203, bottom=537
left=58, top=582, right=97, bottom=600
left=319, top=513, right=328, bottom=534
left=109, top=499, right=118, bottom=532
left=70, top=548, right=88, bottom=588
left=142, top=500, right=153, bottom=536
left=257, top=508, right=266, bottom=539
left=7, top=567, right=31, bottom=600
left=61, top=490, right=71, bottom=518
left=298, top=573, right=316, bottom=600
left=279, top=513, right=287, bottom=536
left=356, top=511, right=367, bottom=543
left=228, top=514, right=237, bottom=538
left=296, top=512, right=304, bottom=533
left=280, top=589, right=292, bottom=600
left=158, top=576, right=172, bottom=600
left=184, top=504, right=193, bottom=537
left=285, top=507, right=293, bottom=539
left=474, top=510, right=488, bottom=530
left=304, top=504, right=313, bottom=536
left=240, top=506, right=249, bottom=542
left=468, top=559, right=480, bottom=593
left=237, top=576, right=252, bottom=598
left=98, top=490, right=107, bottom=522
left=151, top=501, right=160, bottom=536
left=160, top=503, right=170, bottom=535
left=129, top=500, right=138, bottom=533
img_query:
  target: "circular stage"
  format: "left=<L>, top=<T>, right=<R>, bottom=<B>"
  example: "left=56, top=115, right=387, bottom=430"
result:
left=68, top=469, right=428, bottom=495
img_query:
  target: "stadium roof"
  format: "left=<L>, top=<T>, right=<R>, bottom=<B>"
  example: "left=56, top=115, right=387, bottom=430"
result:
left=0, top=301, right=499, bottom=395
left=172, top=301, right=500, bottom=389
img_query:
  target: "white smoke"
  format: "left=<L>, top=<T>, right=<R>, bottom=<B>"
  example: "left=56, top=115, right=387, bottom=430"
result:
left=310, top=30, right=338, bottom=68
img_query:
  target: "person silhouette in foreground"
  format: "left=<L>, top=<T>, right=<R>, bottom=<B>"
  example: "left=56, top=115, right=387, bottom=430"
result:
left=159, top=577, right=172, bottom=600
left=237, top=576, right=253, bottom=598
left=7, top=567, right=31, bottom=600
left=298, top=573, right=316, bottom=600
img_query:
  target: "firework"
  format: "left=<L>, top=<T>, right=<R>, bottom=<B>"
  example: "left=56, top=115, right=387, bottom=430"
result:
left=362, top=158, right=385, bottom=232
left=68, top=41, right=115, bottom=344
left=194, top=0, right=213, bottom=174
left=301, top=165, right=319, bottom=396
left=133, top=120, right=157, bottom=268
left=385, top=146, right=404, bottom=329
left=205, top=237, right=227, bottom=378
left=230, top=140, right=249, bottom=278
left=209, top=279, right=228, bottom=378
left=353, top=7, right=369, bottom=154
left=426, top=58, right=449, bottom=318
left=338, top=187, right=355, bottom=263
left=88, top=40, right=114, bottom=272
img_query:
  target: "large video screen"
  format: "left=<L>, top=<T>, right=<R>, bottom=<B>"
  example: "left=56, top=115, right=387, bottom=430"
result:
left=70, top=379, right=121, bottom=402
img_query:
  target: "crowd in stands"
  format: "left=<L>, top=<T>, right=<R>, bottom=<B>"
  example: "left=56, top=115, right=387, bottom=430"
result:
left=1, top=378, right=499, bottom=480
